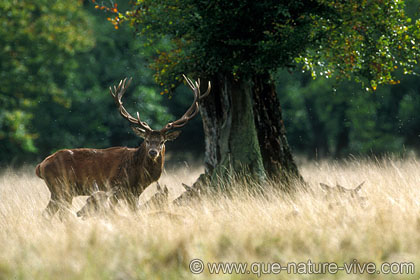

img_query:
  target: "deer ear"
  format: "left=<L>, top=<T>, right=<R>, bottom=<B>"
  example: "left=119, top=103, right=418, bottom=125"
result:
left=182, top=183, right=193, bottom=192
left=320, top=183, right=333, bottom=192
left=132, top=127, right=147, bottom=139
left=156, top=182, right=162, bottom=192
left=336, top=184, right=347, bottom=192
left=165, top=130, right=181, bottom=141
left=354, top=181, right=365, bottom=192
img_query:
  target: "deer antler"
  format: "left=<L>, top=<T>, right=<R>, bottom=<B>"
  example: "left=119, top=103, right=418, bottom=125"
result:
left=110, top=75, right=210, bottom=133
left=110, top=77, right=152, bottom=132
left=161, top=75, right=211, bottom=132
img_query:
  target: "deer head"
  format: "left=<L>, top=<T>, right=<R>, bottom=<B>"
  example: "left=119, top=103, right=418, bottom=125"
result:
left=172, top=183, right=202, bottom=205
left=76, top=190, right=115, bottom=219
left=109, top=75, right=211, bottom=160
left=139, top=182, right=170, bottom=210
left=320, top=181, right=368, bottom=208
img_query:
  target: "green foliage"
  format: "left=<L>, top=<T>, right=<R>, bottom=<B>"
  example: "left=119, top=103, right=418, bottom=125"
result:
left=121, top=0, right=333, bottom=87
left=300, top=0, right=420, bottom=90
left=0, top=0, right=93, bottom=162
left=30, top=4, right=174, bottom=160
left=277, top=68, right=420, bottom=157
left=1, top=0, right=419, bottom=164
left=117, top=0, right=420, bottom=158
left=0, top=0, right=175, bottom=164
left=120, top=0, right=419, bottom=91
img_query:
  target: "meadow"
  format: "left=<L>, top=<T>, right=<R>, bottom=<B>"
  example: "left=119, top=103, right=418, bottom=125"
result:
left=0, top=157, right=419, bottom=280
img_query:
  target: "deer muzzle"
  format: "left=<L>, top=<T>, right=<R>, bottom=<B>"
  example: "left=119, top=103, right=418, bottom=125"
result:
left=148, top=149, right=159, bottom=159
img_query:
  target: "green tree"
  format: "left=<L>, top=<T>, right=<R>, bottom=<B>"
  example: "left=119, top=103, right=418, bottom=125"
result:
left=0, top=1, right=176, bottom=164
left=276, top=69, right=420, bottom=158
left=0, top=0, right=93, bottom=163
left=31, top=4, right=173, bottom=161
left=104, top=0, right=419, bottom=186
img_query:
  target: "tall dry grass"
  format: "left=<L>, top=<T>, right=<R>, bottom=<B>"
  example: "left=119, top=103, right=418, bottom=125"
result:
left=0, top=157, right=419, bottom=279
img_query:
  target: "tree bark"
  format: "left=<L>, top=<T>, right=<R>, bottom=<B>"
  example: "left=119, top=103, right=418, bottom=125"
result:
left=252, top=73, right=303, bottom=185
left=199, top=74, right=265, bottom=182
left=197, top=72, right=302, bottom=189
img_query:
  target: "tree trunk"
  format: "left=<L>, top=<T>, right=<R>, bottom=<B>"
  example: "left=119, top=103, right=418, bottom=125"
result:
left=197, top=72, right=303, bottom=189
left=199, top=74, right=265, bottom=183
left=252, top=73, right=303, bottom=185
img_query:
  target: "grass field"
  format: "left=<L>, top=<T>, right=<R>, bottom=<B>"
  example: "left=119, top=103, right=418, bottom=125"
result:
left=0, top=157, right=419, bottom=280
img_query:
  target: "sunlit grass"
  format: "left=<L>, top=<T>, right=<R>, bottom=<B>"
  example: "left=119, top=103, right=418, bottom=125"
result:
left=0, top=157, right=419, bottom=279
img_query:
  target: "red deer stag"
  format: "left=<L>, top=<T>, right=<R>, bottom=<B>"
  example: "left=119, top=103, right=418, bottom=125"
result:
left=36, top=75, right=210, bottom=218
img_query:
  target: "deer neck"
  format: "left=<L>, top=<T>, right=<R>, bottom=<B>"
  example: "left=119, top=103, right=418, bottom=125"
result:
left=133, top=142, right=164, bottom=181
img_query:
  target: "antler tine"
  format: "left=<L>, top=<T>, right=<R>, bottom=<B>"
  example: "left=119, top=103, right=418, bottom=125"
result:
left=116, top=79, right=124, bottom=99
left=188, top=76, right=211, bottom=100
left=186, top=76, right=209, bottom=99
left=161, top=75, right=211, bottom=131
left=136, top=111, right=152, bottom=131
left=109, top=77, right=152, bottom=132
left=183, top=74, right=195, bottom=89
left=201, top=80, right=211, bottom=99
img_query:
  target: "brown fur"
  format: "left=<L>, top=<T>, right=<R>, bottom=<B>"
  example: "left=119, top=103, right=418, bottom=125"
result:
left=76, top=191, right=115, bottom=219
left=36, top=75, right=208, bottom=219
left=36, top=131, right=175, bottom=218
left=35, top=164, right=42, bottom=178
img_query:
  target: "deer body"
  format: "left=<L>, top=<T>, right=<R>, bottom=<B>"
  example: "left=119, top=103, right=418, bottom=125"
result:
left=36, top=76, right=210, bottom=218
left=36, top=143, right=163, bottom=197
left=76, top=182, right=169, bottom=219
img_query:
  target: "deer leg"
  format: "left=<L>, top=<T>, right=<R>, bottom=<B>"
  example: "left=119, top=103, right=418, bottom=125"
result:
left=43, top=196, right=72, bottom=220
left=120, top=192, right=138, bottom=212
left=42, top=182, right=61, bottom=219
left=125, top=195, right=139, bottom=212
left=111, top=189, right=138, bottom=212
left=133, top=196, right=139, bottom=211
left=57, top=195, right=73, bottom=221
left=42, top=199, right=60, bottom=219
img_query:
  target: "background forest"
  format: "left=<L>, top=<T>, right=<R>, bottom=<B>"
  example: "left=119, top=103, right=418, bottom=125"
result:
left=1, top=0, right=419, bottom=167
left=1, top=2, right=420, bottom=279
